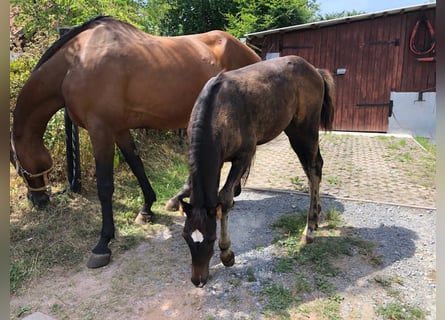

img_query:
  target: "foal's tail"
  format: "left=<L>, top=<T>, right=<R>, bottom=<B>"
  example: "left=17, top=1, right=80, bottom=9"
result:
left=318, top=69, right=335, bottom=131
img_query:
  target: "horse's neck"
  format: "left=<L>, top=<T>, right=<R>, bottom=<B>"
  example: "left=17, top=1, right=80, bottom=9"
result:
left=13, top=59, right=66, bottom=138
left=12, top=62, right=66, bottom=171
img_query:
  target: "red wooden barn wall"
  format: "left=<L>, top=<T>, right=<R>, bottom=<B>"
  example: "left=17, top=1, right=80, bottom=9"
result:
left=248, top=6, right=436, bottom=132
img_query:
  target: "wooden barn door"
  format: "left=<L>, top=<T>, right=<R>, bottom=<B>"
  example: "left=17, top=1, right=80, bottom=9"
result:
left=333, top=19, right=400, bottom=132
left=276, top=14, right=411, bottom=132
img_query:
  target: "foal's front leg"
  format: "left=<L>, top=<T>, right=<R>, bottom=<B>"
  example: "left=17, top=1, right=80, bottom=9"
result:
left=217, top=157, right=252, bottom=266
left=218, top=207, right=235, bottom=267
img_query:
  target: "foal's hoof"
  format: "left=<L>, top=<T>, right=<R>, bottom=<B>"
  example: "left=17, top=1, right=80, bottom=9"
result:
left=301, top=226, right=315, bottom=244
left=221, top=250, right=235, bottom=267
left=87, top=253, right=111, bottom=268
left=303, top=234, right=315, bottom=244
left=135, top=212, right=153, bottom=224
left=165, top=198, right=179, bottom=212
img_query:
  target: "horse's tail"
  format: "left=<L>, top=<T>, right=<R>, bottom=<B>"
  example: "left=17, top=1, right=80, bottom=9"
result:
left=317, top=69, right=335, bottom=131
left=33, top=16, right=112, bottom=71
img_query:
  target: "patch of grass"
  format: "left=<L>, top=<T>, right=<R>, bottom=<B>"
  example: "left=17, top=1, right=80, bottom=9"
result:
left=387, top=143, right=399, bottom=150
left=16, top=305, right=32, bottom=318
left=272, top=211, right=307, bottom=237
left=395, top=152, right=413, bottom=163
left=272, top=209, right=376, bottom=277
left=274, top=258, right=294, bottom=273
left=10, top=263, right=30, bottom=293
left=325, top=209, right=342, bottom=229
left=267, top=208, right=390, bottom=320
left=314, top=297, right=342, bottom=320
left=314, top=275, right=336, bottom=294
left=327, top=176, right=340, bottom=185
left=262, top=284, right=297, bottom=312
left=290, top=176, right=305, bottom=190
left=294, top=274, right=312, bottom=293
left=51, top=303, right=62, bottom=314
left=296, top=240, right=345, bottom=276
left=376, top=302, right=426, bottom=320
left=374, top=276, right=392, bottom=288
left=373, top=275, right=427, bottom=319
left=415, top=136, right=436, bottom=154
left=399, top=139, right=407, bottom=147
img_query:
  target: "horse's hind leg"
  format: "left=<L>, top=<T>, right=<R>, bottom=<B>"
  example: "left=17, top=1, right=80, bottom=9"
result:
left=116, top=130, right=157, bottom=224
left=284, top=123, right=323, bottom=244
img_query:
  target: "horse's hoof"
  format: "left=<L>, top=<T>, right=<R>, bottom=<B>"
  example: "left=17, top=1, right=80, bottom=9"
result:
left=135, top=212, right=153, bottom=224
left=301, top=226, right=315, bottom=244
left=221, top=250, right=235, bottom=267
left=165, top=198, right=179, bottom=211
left=87, top=253, right=111, bottom=268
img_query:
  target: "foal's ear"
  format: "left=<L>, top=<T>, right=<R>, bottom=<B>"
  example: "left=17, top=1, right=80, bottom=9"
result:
left=179, top=199, right=192, bottom=217
left=215, top=204, right=222, bottom=220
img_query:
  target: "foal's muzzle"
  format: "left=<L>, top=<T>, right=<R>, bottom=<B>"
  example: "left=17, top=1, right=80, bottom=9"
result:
left=191, top=262, right=210, bottom=287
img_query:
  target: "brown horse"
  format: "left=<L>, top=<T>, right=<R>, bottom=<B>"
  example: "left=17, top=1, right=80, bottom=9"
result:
left=10, top=16, right=260, bottom=269
left=172, top=55, right=335, bottom=286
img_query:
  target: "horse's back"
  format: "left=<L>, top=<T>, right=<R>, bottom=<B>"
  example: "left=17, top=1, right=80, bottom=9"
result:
left=207, top=56, right=324, bottom=144
left=58, top=20, right=257, bottom=130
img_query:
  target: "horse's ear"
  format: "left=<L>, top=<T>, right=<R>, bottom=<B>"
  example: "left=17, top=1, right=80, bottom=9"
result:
left=179, top=199, right=191, bottom=217
left=215, top=204, right=222, bottom=220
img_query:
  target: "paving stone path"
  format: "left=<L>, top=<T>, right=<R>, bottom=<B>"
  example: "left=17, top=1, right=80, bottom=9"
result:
left=221, top=132, right=436, bottom=209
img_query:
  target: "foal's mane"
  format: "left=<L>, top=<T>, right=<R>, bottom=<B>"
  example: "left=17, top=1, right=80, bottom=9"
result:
left=188, top=75, right=224, bottom=207
left=33, top=16, right=114, bottom=72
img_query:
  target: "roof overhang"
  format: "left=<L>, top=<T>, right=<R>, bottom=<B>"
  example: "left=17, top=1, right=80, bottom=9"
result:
left=246, top=2, right=436, bottom=39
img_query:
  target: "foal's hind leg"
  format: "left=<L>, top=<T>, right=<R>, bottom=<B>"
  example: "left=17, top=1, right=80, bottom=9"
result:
left=284, top=124, right=323, bottom=243
left=165, top=175, right=191, bottom=211
left=116, top=130, right=157, bottom=224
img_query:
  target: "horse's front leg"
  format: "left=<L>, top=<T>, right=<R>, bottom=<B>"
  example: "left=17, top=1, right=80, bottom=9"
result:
left=116, top=131, right=157, bottom=224
left=87, top=140, right=116, bottom=268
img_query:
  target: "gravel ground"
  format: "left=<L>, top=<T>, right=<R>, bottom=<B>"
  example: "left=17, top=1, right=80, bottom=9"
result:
left=204, top=189, right=436, bottom=319
left=16, top=189, right=436, bottom=320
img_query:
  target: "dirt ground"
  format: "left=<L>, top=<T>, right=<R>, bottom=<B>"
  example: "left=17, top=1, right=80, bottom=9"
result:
left=10, top=190, right=436, bottom=320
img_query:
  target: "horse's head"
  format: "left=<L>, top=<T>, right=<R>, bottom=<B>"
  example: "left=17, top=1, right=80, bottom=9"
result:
left=22, top=170, right=52, bottom=209
left=180, top=200, right=222, bottom=287
left=10, top=135, right=52, bottom=208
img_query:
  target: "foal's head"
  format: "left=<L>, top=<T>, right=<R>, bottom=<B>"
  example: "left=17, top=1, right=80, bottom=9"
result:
left=180, top=200, right=221, bottom=287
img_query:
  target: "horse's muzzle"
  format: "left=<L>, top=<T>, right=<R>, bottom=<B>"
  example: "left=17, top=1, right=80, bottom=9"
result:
left=27, top=191, right=50, bottom=209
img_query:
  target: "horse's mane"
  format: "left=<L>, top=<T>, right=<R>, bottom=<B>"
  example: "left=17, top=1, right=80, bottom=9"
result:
left=188, top=75, right=224, bottom=208
left=33, top=16, right=114, bottom=72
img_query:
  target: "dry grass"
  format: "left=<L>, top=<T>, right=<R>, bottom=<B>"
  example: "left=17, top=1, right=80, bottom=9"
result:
left=10, top=131, right=189, bottom=294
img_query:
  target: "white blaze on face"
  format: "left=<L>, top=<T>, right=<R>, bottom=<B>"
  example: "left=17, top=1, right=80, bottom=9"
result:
left=191, top=229, right=204, bottom=243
